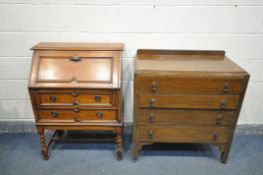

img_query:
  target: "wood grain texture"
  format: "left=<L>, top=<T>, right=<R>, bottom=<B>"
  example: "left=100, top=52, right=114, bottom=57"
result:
left=29, top=42, right=123, bottom=160
left=133, top=49, right=249, bottom=163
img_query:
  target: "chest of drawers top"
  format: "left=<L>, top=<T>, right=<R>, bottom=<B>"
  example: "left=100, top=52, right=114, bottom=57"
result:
left=135, top=49, right=247, bottom=78
left=29, top=42, right=124, bottom=89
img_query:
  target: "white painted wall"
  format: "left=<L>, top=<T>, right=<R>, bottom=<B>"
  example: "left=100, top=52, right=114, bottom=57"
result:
left=0, top=0, right=262, bottom=124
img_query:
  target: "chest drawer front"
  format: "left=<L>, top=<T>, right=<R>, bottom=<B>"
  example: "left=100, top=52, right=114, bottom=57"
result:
left=137, top=125, right=231, bottom=143
left=37, top=109, right=118, bottom=123
left=137, top=77, right=243, bottom=94
left=138, top=94, right=239, bottom=110
left=38, top=92, right=113, bottom=106
left=137, top=110, right=236, bottom=126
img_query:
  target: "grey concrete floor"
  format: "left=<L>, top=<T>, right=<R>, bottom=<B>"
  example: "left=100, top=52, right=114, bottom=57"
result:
left=0, top=133, right=262, bottom=175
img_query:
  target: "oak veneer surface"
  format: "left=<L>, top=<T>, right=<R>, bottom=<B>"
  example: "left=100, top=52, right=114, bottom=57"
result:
left=29, top=42, right=124, bottom=160
left=133, top=49, right=249, bottom=163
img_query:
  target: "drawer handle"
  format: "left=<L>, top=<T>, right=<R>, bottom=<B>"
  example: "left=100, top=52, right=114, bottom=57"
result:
left=151, top=81, right=157, bottom=92
left=49, top=96, right=56, bottom=102
left=73, top=100, right=79, bottom=106
left=96, top=111, right=104, bottom=118
left=213, top=132, right=219, bottom=141
left=220, top=100, right=227, bottom=109
left=216, top=114, right=223, bottom=125
left=71, top=92, right=79, bottom=97
left=148, top=130, right=153, bottom=139
left=95, top=95, right=102, bottom=102
left=51, top=111, right=58, bottom=118
left=75, top=118, right=81, bottom=122
left=150, top=98, right=156, bottom=108
left=73, top=108, right=80, bottom=113
left=149, top=112, right=155, bottom=123
left=223, top=82, right=229, bottom=93
left=69, top=56, right=81, bottom=62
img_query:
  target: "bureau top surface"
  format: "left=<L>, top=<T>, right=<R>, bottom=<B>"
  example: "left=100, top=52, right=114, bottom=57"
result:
left=136, top=49, right=248, bottom=77
left=32, top=42, right=124, bottom=51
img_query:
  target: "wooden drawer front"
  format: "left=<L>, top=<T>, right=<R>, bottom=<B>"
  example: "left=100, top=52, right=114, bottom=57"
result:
left=37, top=109, right=117, bottom=123
left=137, top=77, right=243, bottom=94
left=137, top=110, right=236, bottom=126
left=138, top=94, right=239, bottom=110
left=39, top=92, right=112, bottom=106
left=137, top=125, right=231, bottom=143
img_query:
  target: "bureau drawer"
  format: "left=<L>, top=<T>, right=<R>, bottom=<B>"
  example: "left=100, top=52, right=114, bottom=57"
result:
left=137, top=110, right=236, bottom=126
left=137, top=125, right=232, bottom=143
left=37, top=109, right=118, bottom=123
left=38, top=91, right=113, bottom=106
left=136, top=77, right=243, bottom=94
left=138, top=94, right=239, bottom=110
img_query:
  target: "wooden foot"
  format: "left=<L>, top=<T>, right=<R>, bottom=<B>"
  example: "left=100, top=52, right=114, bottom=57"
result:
left=132, top=142, right=139, bottom=161
left=116, top=127, right=123, bottom=160
left=37, top=127, right=49, bottom=160
left=220, top=144, right=230, bottom=164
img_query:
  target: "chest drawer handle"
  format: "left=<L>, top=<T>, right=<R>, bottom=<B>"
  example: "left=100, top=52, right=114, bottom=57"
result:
left=49, top=96, right=56, bottom=102
left=95, top=95, right=102, bottom=102
left=150, top=98, right=156, bottom=108
left=220, top=100, right=227, bottom=109
left=151, top=81, right=157, bottom=92
left=216, top=114, right=223, bottom=125
left=213, top=132, right=219, bottom=141
left=51, top=111, right=58, bottom=118
left=223, top=82, right=229, bottom=93
left=96, top=111, right=104, bottom=118
left=71, top=92, right=79, bottom=97
left=148, top=130, right=153, bottom=139
left=73, top=108, right=80, bottom=113
left=73, top=100, right=79, bottom=106
left=69, top=56, right=81, bottom=62
left=149, top=112, right=155, bottom=123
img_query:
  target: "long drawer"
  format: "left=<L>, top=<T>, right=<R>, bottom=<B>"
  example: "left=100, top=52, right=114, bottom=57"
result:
left=136, top=76, right=243, bottom=94
left=37, top=108, right=118, bottom=123
left=137, top=109, right=236, bottom=126
left=138, top=94, right=239, bottom=110
left=37, top=90, right=114, bottom=107
left=137, top=125, right=232, bottom=143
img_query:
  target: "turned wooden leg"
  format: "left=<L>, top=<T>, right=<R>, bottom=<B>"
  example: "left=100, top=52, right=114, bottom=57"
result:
left=36, top=127, right=49, bottom=160
left=116, top=127, right=123, bottom=160
left=220, top=144, right=230, bottom=164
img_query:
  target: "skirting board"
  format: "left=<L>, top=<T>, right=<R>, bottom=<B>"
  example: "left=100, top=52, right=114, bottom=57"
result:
left=0, top=121, right=263, bottom=135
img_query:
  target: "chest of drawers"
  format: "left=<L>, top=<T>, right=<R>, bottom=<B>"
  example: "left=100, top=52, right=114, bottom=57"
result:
left=28, top=42, right=124, bottom=160
left=132, top=49, right=249, bottom=163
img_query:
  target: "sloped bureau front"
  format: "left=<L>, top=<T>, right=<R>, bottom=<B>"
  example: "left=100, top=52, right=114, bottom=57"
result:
left=29, top=42, right=124, bottom=160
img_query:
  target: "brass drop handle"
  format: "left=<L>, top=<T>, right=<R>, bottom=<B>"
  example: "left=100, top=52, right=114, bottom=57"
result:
left=49, top=96, right=56, bottom=102
left=73, top=100, right=79, bottom=106
left=69, top=56, right=81, bottom=62
left=216, top=114, right=223, bottom=125
left=51, top=111, right=58, bottom=118
left=149, top=112, right=155, bottom=123
left=150, top=98, right=156, bottom=108
left=151, top=81, right=157, bottom=92
left=148, top=130, right=153, bottom=139
left=223, top=82, right=229, bottom=93
left=95, top=95, right=102, bottom=102
left=220, top=100, right=227, bottom=109
left=71, top=92, right=79, bottom=97
left=213, top=132, right=219, bottom=141
left=96, top=111, right=104, bottom=118
left=73, top=108, right=80, bottom=113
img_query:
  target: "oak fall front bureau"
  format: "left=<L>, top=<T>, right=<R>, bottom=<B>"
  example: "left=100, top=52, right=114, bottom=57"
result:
left=28, top=42, right=124, bottom=160
left=132, top=49, right=249, bottom=163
